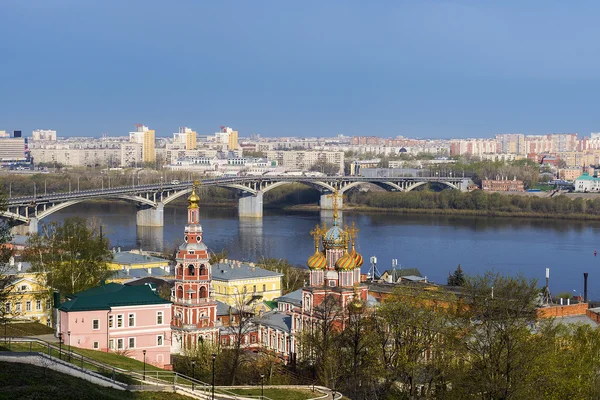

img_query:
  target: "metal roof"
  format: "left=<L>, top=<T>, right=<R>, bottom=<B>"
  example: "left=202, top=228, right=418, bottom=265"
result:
left=112, top=251, right=169, bottom=266
left=212, top=262, right=283, bottom=282
left=59, top=282, right=170, bottom=312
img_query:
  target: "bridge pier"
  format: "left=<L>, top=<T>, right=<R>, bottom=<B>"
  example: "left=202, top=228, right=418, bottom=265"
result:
left=136, top=202, right=164, bottom=227
left=320, top=193, right=343, bottom=210
left=10, top=217, right=38, bottom=236
left=238, top=191, right=263, bottom=218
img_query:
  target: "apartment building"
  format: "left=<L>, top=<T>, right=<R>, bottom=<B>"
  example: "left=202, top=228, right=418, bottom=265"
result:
left=32, top=129, right=57, bottom=141
left=173, top=127, right=197, bottom=150
left=129, top=124, right=156, bottom=163
left=0, top=137, right=26, bottom=161
left=265, top=150, right=344, bottom=173
left=495, top=134, right=525, bottom=155
left=215, top=126, right=239, bottom=150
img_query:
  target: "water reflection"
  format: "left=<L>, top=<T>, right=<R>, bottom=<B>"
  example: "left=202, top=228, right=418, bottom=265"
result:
left=42, top=201, right=600, bottom=295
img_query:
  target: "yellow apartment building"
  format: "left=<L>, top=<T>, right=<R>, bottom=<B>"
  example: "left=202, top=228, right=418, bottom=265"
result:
left=211, top=260, right=282, bottom=309
left=5, top=261, right=52, bottom=325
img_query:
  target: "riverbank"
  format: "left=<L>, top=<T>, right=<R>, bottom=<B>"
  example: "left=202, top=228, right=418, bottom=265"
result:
left=283, top=203, right=600, bottom=221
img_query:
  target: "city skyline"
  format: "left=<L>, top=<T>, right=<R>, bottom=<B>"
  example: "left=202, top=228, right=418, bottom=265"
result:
left=2, top=1, right=600, bottom=138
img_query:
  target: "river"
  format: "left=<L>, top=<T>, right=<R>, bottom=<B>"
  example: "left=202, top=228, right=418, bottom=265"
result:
left=43, top=201, right=600, bottom=298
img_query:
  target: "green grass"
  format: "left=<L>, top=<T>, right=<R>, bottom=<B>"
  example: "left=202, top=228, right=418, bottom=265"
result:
left=0, top=361, right=192, bottom=400
left=3, top=322, right=54, bottom=336
left=227, top=388, right=316, bottom=400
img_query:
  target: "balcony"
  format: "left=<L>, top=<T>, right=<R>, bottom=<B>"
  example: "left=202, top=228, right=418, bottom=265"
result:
left=171, top=296, right=214, bottom=306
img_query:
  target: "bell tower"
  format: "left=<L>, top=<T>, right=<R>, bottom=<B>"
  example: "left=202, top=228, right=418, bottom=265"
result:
left=171, top=181, right=219, bottom=354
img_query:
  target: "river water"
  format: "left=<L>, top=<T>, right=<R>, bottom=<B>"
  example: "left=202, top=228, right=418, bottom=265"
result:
left=44, top=202, right=600, bottom=297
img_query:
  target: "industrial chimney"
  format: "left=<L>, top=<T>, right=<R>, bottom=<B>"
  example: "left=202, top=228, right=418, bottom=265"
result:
left=584, top=272, right=589, bottom=303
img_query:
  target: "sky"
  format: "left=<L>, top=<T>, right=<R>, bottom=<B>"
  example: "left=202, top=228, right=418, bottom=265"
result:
left=1, top=1, right=600, bottom=139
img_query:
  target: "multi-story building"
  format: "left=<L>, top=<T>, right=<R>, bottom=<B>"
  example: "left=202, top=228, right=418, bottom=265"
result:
left=495, top=134, right=525, bottom=155
left=215, top=126, right=239, bottom=150
left=173, top=127, right=197, bottom=150
left=59, top=283, right=172, bottom=367
left=5, top=260, right=52, bottom=325
left=32, top=129, right=57, bottom=141
left=481, top=179, right=525, bottom=192
left=129, top=124, right=156, bottom=163
left=170, top=182, right=220, bottom=354
left=575, top=173, right=600, bottom=192
left=211, top=261, right=283, bottom=309
left=265, top=150, right=344, bottom=174
left=0, top=137, right=27, bottom=161
left=450, top=139, right=497, bottom=157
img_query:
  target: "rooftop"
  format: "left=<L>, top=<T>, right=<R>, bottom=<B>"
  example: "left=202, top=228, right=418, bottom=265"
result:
left=212, top=261, right=283, bottom=282
left=110, top=267, right=171, bottom=280
left=59, top=282, right=170, bottom=312
left=274, top=288, right=303, bottom=306
left=111, top=251, right=169, bottom=266
left=255, top=311, right=291, bottom=333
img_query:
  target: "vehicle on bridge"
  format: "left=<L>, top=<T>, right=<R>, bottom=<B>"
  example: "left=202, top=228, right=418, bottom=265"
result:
left=171, top=180, right=180, bottom=185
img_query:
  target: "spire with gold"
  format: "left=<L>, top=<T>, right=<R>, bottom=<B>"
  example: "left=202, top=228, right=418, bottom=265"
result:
left=347, top=222, right=363, bottom=267
left=188, top=180, right=200, bottom=209
left=307, top=223, right=327, bottom=270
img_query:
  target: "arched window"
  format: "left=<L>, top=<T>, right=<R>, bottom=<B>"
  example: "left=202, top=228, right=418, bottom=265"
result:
left=199, top=264, right=207, bottom=276
left=177, top=286, right=183, bottom=299
left=177, top=264, right=183, bottom=276
left=188, top=264, right=195, bottom=276
left=199, top=286, right=208, bottom=298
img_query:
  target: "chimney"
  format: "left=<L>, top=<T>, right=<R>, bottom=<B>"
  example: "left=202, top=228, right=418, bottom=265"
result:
left=17, top=262, right=22, bottom=272
left=584, top=272, right=589, bottom=303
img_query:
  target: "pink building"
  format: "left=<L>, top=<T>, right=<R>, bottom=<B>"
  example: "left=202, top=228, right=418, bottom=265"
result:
left=59, top=283, right=172, bottom=368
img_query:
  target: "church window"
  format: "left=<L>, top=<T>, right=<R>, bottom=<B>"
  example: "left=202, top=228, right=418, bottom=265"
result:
left=188, top=265, right=195, bottom=276
left=199, top=264, right=207, bottom=275
left=184, top=235, right=188, bottom=242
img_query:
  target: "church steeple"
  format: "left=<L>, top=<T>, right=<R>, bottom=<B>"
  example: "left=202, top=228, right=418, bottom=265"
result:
left=187, top=180, right=200, bottom=225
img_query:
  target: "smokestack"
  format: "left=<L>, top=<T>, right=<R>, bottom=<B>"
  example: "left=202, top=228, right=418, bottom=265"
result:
left=584, top=272, right=589, bottom=303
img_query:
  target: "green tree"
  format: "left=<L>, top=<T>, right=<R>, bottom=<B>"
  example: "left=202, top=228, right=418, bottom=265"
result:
left=24, top=217, right=113, bottom=299
left=447, top=264, right=465, bottom=286
left=0, top=194, right=16, bottom=330
left=450, top=272, right=541, bottom=400
left=257, top=257, right=308, bottom=294
left=309, top=161, right=340, bottom=175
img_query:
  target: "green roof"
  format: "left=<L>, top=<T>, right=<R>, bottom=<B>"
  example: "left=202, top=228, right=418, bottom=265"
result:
left=576, top=172, right=599, bottom=181
left=263, top=300, right=277, bottom=310
left=59, top=283, right=170, bottom=312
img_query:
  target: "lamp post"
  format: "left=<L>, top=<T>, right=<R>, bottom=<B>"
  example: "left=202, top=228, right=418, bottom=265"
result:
left=58, top=332, right=63, bottom=360
left=191, top=360, right=196, bottom=391
left=260, top=373, right=265, bottom=399
left=211, top=353, right=216, bottom=400
left=68, top=331, right=71, bottom=362
left=143, top=350, right=147, bottom=380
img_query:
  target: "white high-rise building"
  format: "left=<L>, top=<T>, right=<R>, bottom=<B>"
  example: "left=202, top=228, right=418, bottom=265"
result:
left=32, top=129, right=57, bottom=141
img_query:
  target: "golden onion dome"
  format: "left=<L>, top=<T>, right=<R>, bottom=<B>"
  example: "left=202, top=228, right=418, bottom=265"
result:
left=335, top=250, right=357, bottom=271
left=307, top=251, right=327, bottom=270
left=188, top=181, right=200, bottom=208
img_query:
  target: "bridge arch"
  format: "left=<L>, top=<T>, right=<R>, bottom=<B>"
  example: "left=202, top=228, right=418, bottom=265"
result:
left=261, top=180, right=336, bottom=194
left=405, top=181, right=459, bottom=192
left=35, top=195, right=156, bottom=221
left=0, top=210, right=29, bottom=223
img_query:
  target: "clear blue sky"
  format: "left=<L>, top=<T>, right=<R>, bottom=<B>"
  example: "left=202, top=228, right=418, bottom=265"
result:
left=1, top=1, right=599, bottom=138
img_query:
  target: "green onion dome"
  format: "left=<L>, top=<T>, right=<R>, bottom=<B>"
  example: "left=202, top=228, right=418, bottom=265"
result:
left=335, top=250, right=357, bottom=271
left=307, top=251, right=327, bottom=270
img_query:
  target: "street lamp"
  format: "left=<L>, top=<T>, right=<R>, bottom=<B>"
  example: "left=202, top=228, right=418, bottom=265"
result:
left=143, top=350, right=147, bottom=380
left=58, top=332, right=63, bottom=360
left=191, top=360, right=196, bottom=391
left=211, top=353, right=216, bottom=400
left=260, top=373, right=265, bottom=398
left=68, top=331, right=71, bottom=362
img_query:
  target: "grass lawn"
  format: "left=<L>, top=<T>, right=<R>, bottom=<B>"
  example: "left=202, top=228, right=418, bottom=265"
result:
left=0, top=361, right=192, bottom=400
left=3, top=322, right=54, bottom=336
left=0, top=342, right=163, bottom=373
left=227, top=388, right=317, bottom=400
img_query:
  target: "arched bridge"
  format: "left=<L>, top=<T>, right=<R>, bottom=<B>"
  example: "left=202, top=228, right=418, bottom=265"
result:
left=1, top=175, right=471, bottom=233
